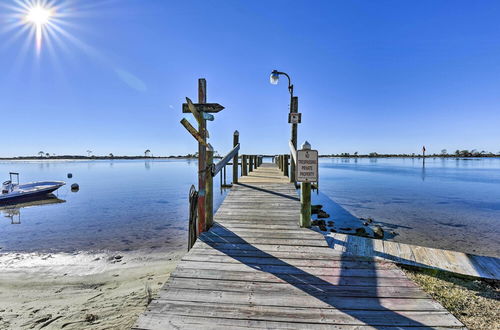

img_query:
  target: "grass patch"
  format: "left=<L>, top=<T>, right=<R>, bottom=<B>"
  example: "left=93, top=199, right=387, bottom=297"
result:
left=402, top=266, right=499, bottom=329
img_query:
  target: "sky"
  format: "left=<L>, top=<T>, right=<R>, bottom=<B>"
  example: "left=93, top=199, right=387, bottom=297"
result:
left=0, top=0, right=499, bottom=157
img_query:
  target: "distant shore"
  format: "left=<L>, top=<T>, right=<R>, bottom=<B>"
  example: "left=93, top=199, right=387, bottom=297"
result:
left=1, top=154, right=499, bottom=160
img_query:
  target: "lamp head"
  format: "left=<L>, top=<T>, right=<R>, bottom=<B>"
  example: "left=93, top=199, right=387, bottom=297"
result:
left=270, top=70, right=280, bottom=85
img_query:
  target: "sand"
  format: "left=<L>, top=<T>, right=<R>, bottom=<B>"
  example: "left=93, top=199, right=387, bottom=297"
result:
left=0, top=248, right=185, bottom=329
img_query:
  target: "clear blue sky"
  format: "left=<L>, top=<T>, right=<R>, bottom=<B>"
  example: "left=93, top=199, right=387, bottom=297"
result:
left=1, top=0, right=499, bottom=157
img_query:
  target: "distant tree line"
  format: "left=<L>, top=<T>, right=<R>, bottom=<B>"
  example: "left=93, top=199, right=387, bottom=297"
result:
left=321, top=149, right=500, bottom=158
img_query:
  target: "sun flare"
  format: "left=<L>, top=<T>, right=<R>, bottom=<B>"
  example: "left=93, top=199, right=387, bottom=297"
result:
left=26, top=5, right=53, bottom=26
left=18, top=2, right=57, bottom=54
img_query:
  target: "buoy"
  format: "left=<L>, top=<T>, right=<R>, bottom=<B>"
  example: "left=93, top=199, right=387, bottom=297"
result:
left=67, top=173, right=73, bottom=178
left=71, top=183, right=79, bottom=192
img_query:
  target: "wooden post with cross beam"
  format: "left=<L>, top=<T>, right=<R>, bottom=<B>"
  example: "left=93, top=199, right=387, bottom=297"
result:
left=180, top=79, right=225, bottom=237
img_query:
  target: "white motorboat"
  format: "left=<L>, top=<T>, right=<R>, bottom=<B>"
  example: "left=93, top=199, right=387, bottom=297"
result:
left=1, top=173, right=65, bottom=204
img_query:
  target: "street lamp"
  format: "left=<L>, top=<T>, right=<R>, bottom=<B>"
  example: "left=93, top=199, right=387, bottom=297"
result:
left=269, top=70, right=293, bottom=97
left=270, top=69, right=298, bottom=184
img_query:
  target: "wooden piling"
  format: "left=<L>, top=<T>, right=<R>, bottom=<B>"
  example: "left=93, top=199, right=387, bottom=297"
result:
left=242, top=155, right=248, bottom=176
left=249, top=155, right=254, bottom=172
left=283, top=154, right=289, bottom=177
left=232, top=131, right=239, bottom=184
left=205, top=146, right=214, bottom=229
left=197, top=79, right=207, bottom=234
left=300, top=182, right=311, bottom=228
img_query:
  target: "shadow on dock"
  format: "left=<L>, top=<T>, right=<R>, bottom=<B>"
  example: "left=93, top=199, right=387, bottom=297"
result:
left=201, top=225, right=430, bottom=327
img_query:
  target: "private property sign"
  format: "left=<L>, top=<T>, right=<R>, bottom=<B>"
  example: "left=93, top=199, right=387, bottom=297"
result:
left=296, top=149, right=318, bottom=182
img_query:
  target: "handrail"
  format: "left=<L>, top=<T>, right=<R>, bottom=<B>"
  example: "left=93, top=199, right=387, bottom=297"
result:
left=289, top=140, right=297, bottom=165
left=213, top=143, right=240, bottom=176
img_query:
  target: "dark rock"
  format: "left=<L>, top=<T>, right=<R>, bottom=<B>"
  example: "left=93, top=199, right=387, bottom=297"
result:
left=363, top=222, right=369, bottom=226
left=85, top=314, right=98, bottom=322
left=373, top=225, right=384, bottom=239
left=367, top=218, right=373, bottom=223
left=355, top=227, right=369, bottom=237
left=114, top=255, right=123, bottom=260
left=355, top=227, right=366, bottom=234
left=319, top=225, right=327, bottom=232
left=327, top=221, right=334, bottom=226
left=71, top=183, right=79, bottom=192
left=67, top=173, right=73, bottom=178
left=340, top=227, right=352, bottom=231
left=390, top=230, right=398, bottom=236
left=330, top=228, right=337, bottom=233
left=312, top=219, right=326, bottom=227
left=311, top=204, right=323, bottom=214
left=317, top=210, right=330, bottom=219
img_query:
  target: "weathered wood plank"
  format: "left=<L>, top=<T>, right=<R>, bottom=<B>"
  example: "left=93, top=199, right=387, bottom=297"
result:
left=143, top=300, right=462, bottom=327
left=157, top=288, right=444, bottom=311
left=165, top=277, right=428, bottom=298
left=169, top=268, right=421, bottom=287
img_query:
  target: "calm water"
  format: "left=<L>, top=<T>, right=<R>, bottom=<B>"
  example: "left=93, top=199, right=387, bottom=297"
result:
left=314, top=157, right=500, bottom=257
left=0, top=159, right=228, bottom=253
left=0, top=158, right=499, bottom=257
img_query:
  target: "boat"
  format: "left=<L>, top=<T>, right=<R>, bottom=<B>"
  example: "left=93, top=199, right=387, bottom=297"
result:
left=1, top=194, right=66, bottom=223
left=1, top=172, right=65, bottom=204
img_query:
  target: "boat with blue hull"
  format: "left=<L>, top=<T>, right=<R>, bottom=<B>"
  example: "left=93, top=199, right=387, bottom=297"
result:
left=1, top=172, right=65, bottom=204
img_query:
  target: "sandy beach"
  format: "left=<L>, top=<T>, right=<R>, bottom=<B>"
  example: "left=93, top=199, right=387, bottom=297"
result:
left=0, top=248, right=185, bottom=329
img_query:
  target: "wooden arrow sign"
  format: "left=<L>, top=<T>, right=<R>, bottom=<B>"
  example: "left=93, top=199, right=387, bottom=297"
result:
left=180, top=118, right=209, bottom=147
left=182, top=103, right=225, bottom=114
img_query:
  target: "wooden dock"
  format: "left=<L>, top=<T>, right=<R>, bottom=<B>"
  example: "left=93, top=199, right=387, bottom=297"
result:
left=326, top=231, right=500, bottom=280
left=134, top=163, right=463, bottom=329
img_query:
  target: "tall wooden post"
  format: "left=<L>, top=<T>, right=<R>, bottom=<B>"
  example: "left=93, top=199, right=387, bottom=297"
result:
left=290, top=96, right=298, bottom=183
left=242, top=155, right=248, bottom=176
left=300, top=182, right=311, bottom=228
left=283, top=154, right=289, bottom=177
left=253, top=155, right=258, bottom=169
left=249, top=155, right=254, bottom=172
left=197, top=78, right=207, bottom=235
left=299, top=141, right=312, bottom=228
left=205, top=145, right=214, bottom=229
left=232, top=131, right=239, bottom=183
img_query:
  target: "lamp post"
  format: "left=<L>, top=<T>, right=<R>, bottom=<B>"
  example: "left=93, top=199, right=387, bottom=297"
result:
left=270, top=70, right=298, bottom=184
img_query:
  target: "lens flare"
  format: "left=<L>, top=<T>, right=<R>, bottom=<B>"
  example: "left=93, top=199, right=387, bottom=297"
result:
left=23, top=3, right=54, bottom=53
left=26, top=6, right=52, bottom=26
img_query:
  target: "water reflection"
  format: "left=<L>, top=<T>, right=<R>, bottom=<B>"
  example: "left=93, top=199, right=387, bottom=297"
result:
left=1, top=194, right=66, bottom=225
left=421, top=159, right=426, bottom=181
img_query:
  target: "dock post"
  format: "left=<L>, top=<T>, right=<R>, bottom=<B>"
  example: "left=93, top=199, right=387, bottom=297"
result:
left=300, top=142, right=312, bottom=228
left=197, top=78, right=207, bottom=234
left=283, top=154, right=289, bottom=177
left=232, top=131, right=239, bottom=184
left=254, top=155, right=258, bottom=168
left=205, top=145, right=214, bottom=229
left=249, top=155, right=254, bottom=172
left=300, top=181, right=311, bottom=228
left=242, top=155, right=248, bottom=176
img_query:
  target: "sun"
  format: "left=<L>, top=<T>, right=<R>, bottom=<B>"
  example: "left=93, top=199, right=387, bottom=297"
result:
left=21, top=3, right=55, bottom=54
left=25, top=5, right=53, bottom=26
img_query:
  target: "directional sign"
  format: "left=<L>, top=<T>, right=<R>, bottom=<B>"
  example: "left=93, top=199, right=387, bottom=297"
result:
left=288, top=112, right=302, bottom=124
left=180, top=118, right=209, bottom=147
left=296, top=149, right=318, bottom=182
left=182, top=103, right=225, bottom=113
left=185, top=97, right=202, bottom=125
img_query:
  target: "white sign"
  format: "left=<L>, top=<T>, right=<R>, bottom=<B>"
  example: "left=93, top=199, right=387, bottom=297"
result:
left=296, top=149, right=318, bottom=182
left=288, top=112, right=302, bottom=124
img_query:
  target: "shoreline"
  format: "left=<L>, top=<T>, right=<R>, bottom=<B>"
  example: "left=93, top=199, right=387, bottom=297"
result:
left=0, top=248, right=185, bottom=329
